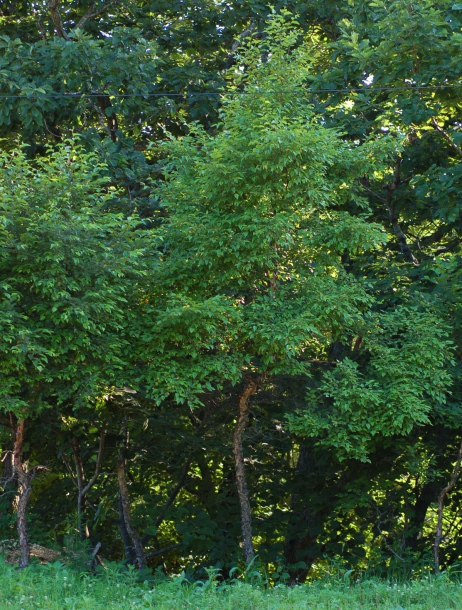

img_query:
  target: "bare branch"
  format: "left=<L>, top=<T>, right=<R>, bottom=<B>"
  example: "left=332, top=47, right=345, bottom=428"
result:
left=81, top=423, right=107, bottom=498
left=61, top=453, right=78, bottom=489
left=144, top=543, right=181, bottom=560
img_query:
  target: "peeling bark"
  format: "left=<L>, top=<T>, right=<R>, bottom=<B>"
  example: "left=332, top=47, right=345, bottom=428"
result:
left=11, top=418, right=47, bottom=570
left=233, top=379, right=258, bottom=565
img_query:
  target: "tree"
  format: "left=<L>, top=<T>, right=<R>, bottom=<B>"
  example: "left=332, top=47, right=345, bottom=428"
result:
left=139, top=14, right=414, bottom=564
left=0, top=142, right=154, bottom=566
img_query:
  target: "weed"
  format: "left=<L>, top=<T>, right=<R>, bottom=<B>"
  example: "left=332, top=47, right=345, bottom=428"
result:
left=0, top=559, right=461, bottom=609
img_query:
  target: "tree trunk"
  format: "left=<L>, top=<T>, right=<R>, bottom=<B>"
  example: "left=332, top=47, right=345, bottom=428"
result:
left=284, top=444, right=324, bottom=584
left=433, top=437, right=462, bottom=573
left=117, top=457, right=146, bottom=569
left=12, top=419, right=30, bottom=569
left=232, top=379, right=257, bottom=565
left=117, top=494, right=137, bottom=564
left=72, top=425, right=106, bottom=541
left=72, top=437, right=87, bottom=540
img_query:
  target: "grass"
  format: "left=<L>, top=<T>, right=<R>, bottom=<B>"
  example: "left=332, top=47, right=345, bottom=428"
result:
left=1, top=560, right=462, bottom=609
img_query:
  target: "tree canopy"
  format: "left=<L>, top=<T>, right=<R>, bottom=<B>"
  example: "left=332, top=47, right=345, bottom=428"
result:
left=0, top=1, right=461, bottom=579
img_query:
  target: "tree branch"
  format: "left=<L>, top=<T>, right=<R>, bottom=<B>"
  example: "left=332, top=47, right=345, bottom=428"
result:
left=75, top=1, right=119, bottom=30
left=144, top=543, right=181, bottom=560
left=140, top=457, right=192, bottom=546
left=81, top=423, right=107, bottom=498
left=61, top=453, right=78, bottom=489
left=385, top=159, right=419, bottom=266
left=48, top=0, right=69, bottom=40
left=431, top=118, right=462, bottom=158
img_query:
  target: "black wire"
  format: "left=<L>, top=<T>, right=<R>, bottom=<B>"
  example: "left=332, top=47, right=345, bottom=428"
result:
left=0, top=83, right=461, bottom=99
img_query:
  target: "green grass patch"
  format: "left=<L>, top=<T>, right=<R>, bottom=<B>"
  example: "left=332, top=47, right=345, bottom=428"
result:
left=1, top=560, right=462, bottom=609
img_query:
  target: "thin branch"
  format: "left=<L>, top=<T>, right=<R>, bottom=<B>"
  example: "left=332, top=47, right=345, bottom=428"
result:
left=61, top=453, right=78, bottom=489
left=34, top=11, right=47, bottom=41
left=91, top=101, right=113, bottom=139
left=144, top=543, right=182, bottom=560
left=72, top=437, right=85, bottom=493
left=1, top=451, right=11, bottom=463
left=358, top=180, right=388, bottom=203
left=372, top=502, right=404, bottom=562
left=81, top=423, right=107, bottom=498
left=306, top=359, right=337, bottom=365
left=91, top=541, right=101, bottom=557
left=154, top=458, right=191, bottom=529
left=141, top=458, right=192, bottom=546
left=75, top=1, right=119, bottom=30
left=376, top=522, right=405, bottom=562
left=431, top=118, right=462, bottom=158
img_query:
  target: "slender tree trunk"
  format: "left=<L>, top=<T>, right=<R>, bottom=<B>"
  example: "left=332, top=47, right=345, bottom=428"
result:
left=433, top=437, right=462, bottom=573
left=72, top=438, right=87, bottom=540
left=232, top=379, right=258, bottom=565
left=12, top=419, right=30, bottom=569
left=117, top=493, right=137, bottom=564
left=117, top=457, right=146, bottom=569
left=72, top=425, right=106, bottom=541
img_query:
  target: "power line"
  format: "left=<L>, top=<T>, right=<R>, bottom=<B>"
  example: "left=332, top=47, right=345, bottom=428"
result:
left=0, top=83, right=461, bottom=99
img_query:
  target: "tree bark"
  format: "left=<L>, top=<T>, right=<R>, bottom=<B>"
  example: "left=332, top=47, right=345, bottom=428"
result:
left=48, top=0, right=69, bottom=39
left=433, top=437, right=462, bottom=573
left=117, top=493, right=137, bottom=564
left=117, top=456, right=146, bottom=569
left=12, top=419, right=30, bottom=570
left=233, top=379, right=258, bottom=565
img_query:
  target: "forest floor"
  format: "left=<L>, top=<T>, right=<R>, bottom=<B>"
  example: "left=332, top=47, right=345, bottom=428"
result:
left=0, top=559, right=461, bottom=609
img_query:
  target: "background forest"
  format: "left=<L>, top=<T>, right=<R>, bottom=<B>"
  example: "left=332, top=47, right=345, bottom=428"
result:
left=0, top=0, right=461, bottom=583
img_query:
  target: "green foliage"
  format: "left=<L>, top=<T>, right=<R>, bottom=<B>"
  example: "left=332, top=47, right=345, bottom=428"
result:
left=1, top=560, right=462, bottom=609
left=288, top=307, right=453, bottom=460
left=0, top=142, right=154, bottom=413
left=143, top=15, right=390, bottom=409
left=1, top=0, right=462, bottom=580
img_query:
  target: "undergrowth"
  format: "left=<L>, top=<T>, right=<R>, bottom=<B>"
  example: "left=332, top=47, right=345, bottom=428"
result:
left=1, top=559, right=462, bottom=609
